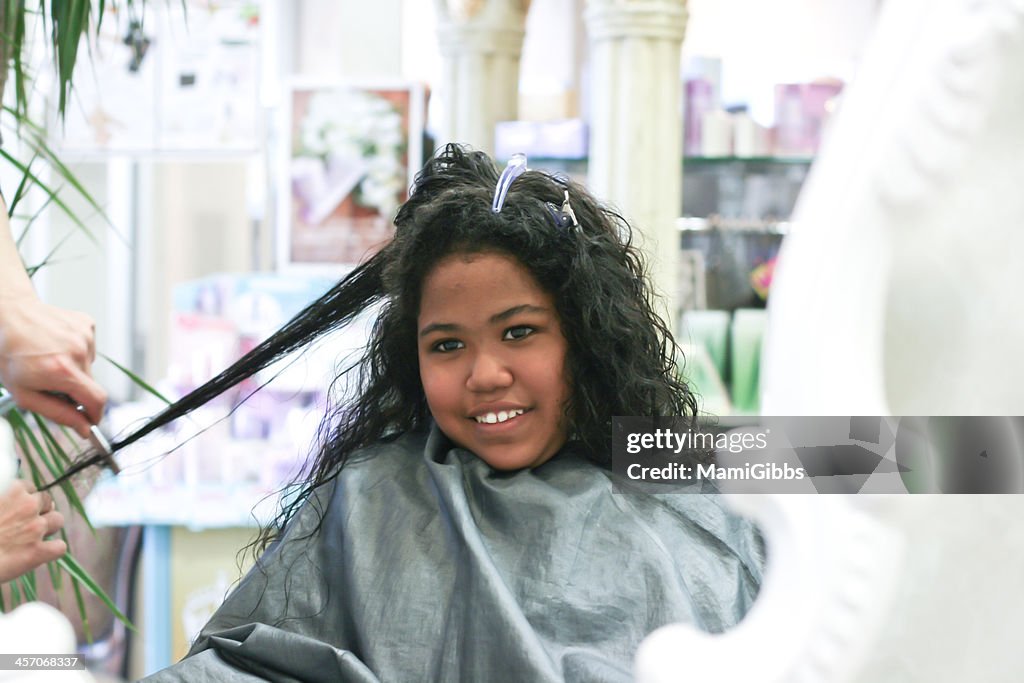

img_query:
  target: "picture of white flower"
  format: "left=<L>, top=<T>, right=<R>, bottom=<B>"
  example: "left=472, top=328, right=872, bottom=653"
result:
left=283, top=83, right=426, bottom=268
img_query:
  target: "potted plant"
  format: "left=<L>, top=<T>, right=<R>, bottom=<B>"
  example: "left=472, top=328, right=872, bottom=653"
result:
left=0, top=0, right=157, bottom=643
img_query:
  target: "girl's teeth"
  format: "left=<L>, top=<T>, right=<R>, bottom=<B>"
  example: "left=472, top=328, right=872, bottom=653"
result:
left=476, top=409, right=523, bottom=424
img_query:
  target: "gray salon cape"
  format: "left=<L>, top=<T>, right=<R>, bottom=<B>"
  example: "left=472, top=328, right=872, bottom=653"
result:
left=145, top=426, right=763, bottom=682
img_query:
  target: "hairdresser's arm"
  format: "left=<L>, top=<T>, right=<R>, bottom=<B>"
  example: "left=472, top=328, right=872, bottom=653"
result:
left=0, top=480, right=66, bottom=583
left=0, top=201, right=105, bottom=438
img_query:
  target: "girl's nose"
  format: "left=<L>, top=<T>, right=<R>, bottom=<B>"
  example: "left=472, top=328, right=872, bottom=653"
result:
left=465, top=351, right=513, bottom=392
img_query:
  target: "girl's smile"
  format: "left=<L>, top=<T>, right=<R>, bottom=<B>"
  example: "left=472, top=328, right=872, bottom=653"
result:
left=417, top=252, right=571, bottom=470
left=472, top=407, right=526, bottom=424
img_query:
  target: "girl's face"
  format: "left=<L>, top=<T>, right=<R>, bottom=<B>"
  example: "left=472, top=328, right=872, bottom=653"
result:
left=417, top=252, right=571, bottom=470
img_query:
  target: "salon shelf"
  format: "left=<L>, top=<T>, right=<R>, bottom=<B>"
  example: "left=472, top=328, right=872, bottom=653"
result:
left=524, top=155, right=813, bottom=222
left=677, top=216, right=792, bottom=234
left=85, top=478, right=279, bottom=529
left=512, top=155, right=814, bottom=164
left=683, top=155, right=814, bottom=165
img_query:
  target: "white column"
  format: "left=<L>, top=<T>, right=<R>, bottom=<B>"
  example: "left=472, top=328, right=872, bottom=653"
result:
left=105, top=157, right=137, bottom=401
left=585, top=0, right=687, bottom=328
left=434, top=0, right=532, bottom=155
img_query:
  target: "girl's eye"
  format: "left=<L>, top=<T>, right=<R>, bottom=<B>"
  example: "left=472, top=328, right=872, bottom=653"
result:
left=503, top=326, right=535, bottom=341
left=432, top=339, right=464, bottom=353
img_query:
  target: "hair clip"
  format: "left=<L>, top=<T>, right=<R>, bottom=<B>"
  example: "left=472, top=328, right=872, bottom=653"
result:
left=546, top=190, right=579, bottom=233
left=492, top=153, right=528, bottom=213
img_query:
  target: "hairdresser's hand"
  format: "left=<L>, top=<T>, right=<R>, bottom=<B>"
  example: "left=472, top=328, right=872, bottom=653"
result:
left=0, top=292, right=106, bottom=438
left=0, top=479, right=66, bottom=583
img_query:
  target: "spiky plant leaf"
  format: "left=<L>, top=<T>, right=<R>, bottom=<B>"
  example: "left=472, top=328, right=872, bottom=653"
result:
left=0, top=0, right=154, bottom=642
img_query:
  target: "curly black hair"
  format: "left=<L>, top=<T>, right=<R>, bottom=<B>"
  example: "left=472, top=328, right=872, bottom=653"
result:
left=44, top=144, right=699, bottom=546
left=351, top=145, right=699, bottom=461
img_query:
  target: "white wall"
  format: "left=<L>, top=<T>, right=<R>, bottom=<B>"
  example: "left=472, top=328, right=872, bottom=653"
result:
left=684, top=0, right=881, bottom=123
left=296, top=0, right=403, bottom=79
left=138, top=160, right=254, bottom=385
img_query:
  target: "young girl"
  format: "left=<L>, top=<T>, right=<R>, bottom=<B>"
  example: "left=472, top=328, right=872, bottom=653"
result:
left=72, top=145, right=763, bottom=681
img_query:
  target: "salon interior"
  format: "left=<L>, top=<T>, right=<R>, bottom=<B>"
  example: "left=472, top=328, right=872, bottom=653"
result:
left=1, top=0, right=1023, bottom=681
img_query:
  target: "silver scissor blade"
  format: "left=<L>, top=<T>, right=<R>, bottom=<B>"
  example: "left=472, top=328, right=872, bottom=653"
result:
left=88, top=425, right=119, bottom=474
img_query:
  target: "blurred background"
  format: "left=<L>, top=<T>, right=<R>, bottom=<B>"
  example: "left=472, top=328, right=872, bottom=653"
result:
left=2, top=0, right=905, bottom=679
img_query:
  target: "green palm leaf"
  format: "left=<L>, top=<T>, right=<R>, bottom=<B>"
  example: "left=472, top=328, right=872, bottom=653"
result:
left=0, top=146, right=100, bottom=242
left=0, top=0, right=155, bottom=644
left=103, top=354, right=173, bottom=405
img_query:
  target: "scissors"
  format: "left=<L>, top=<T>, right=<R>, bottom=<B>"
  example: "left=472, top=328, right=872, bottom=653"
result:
left=0, top=389, right=120, bottom=475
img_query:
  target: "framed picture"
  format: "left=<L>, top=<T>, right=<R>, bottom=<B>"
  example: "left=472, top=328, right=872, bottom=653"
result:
left=277, top=80, right=426, bottom=270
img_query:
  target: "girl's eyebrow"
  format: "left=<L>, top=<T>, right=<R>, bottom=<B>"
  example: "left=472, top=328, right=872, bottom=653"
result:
left=490, top=304, right=548, bottom=323
left=419, top=321, right=458, bottom=338
left=419, top=304, right=550, bottom=338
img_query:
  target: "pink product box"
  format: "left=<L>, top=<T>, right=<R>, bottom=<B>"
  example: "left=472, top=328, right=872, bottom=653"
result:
left=169, top=273, right=338, bottom=396
left=684, top=78, right=715, bottom=156
left=494, top=119, right=588, bottom=160
left=168, top=312, right=241, bottom=393
left=773, top=82, right=844, bottom=157
left=228, top=385, right=322, bottom=441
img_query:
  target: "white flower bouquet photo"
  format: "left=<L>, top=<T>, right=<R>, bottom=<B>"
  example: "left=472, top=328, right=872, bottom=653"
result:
left=280, top=82, right=426, bottom=270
